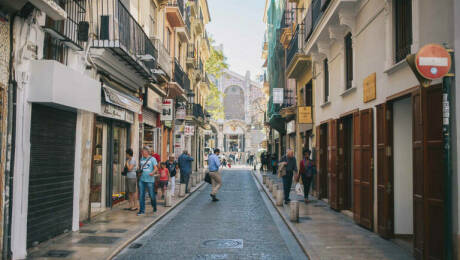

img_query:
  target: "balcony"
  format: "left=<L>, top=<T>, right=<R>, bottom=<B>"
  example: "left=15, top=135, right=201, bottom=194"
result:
left=152, top=38, right=172, bottom=80
left=166, top=0, right=185, bottom=27
left=176, top=6, right=191, bottom=42
left=173, top=58, right=190, bottom=91
left=192, top=9, right=204, bottom=34
left=186, top=44, right=196, bottom=68
left=42, top=0, right=86, bottom=51
left=280, top=9, right=295, bottom=48
left=192, top=103, right=205, bottom=120
left=194, top=58, right=204, bottom=81
left=89, top=0, right=158, bottom=82
left=286, top=25, right=311, bottom=79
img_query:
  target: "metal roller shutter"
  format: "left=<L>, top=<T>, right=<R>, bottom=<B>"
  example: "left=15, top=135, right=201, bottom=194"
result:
left=27, top=104, right=77, bottom=247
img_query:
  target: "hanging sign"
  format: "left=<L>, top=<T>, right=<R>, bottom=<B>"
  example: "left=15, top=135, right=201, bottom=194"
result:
left=415, top=44, right=452, bottom=80
left=161, top=99, right=173, bottom=121
left=176, top=107, right=186, bottom=120
left=146, top=88, right=163, bottom=113
left=273, top=88, right=284, bottom=104
left=184, top=125, right=195, bottom=136
left=286, top=120, right=295, bottom=134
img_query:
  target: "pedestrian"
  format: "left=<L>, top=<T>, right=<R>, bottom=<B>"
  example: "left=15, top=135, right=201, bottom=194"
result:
left=260, top=152, right=265, bottom=171
left=280, top=149, right=297, bottom=204
left=151, top=150, right=161, bottom=193
left=297, top=149, right=316, bottom=203
left=165, top=154, right=178, bottom=197
left=125, top=148, right=138, bottom=211
left=158, top=162, right=170, bottom=201
left=178, top=150, right=194, bottom=193
left=208, top=148, right=222, bottom=201
left=271, top=154, right=278, bottom=175
left=222, top=158, right=227, bottom=168
left=137, top=146, right=158, bottom=216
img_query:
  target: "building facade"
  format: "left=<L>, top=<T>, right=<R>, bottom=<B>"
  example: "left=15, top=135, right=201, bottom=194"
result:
left=263, top=0, right=458, bottom=259
left=0, top=0, right=212, bottom=258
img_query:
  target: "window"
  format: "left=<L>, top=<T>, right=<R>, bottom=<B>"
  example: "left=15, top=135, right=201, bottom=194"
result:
left=43, top=17, right=65, bottom=63
left=305, top=81, right=312, bottom=107
left=345, top=32, right=353, bottom=90
left=324, top=59, right=329, bottom=102
left=394, top=0, right=412, bottom=62
left=165, top=28, right=171, bottom=54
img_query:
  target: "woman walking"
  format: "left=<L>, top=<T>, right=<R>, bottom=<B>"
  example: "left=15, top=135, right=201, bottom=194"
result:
left=125, top=148, right=138, bottom=211
left=297, top=149, right=316, bottom=203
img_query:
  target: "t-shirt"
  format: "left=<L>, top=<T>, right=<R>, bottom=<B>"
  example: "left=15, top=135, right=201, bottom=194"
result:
left=127, top=157, right=137, bottom=179
left=165, top=161, right=178, bottom=177
left=159, top=168, right=169, bottom=181
left=139, top=156, right=158, bottom=183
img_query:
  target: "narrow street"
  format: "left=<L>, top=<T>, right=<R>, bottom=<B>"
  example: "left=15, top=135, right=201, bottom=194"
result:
left=115, top=168, right=307, bottom=260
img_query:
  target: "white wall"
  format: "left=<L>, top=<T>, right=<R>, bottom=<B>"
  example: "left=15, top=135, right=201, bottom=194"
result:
left=393, top=97, right=413, bottom=235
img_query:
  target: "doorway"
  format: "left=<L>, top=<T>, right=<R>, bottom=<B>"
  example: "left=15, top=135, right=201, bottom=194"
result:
left=338, top=115, right=353, bottom=211
left=318, top=123, right=328, bottom=199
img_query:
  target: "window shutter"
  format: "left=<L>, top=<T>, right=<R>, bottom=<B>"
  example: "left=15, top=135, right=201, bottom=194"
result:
left=304, top=5, right=313, bottom=39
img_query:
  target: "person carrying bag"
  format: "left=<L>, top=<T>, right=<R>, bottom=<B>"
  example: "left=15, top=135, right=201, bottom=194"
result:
left=296, top=149, right=317, bottom=203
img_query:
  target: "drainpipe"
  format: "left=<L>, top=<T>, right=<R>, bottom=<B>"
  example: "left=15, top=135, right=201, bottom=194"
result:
left=3, top=14, right=17, bottom=260
left=443, top=44, right=455, bottom=260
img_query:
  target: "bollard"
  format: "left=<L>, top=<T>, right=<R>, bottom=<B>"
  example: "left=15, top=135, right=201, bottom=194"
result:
left=290, top=201, right=299, bottom=222
left=272, top=183, right=278, bottom=195
left=179, top=183, right=186, bottom=197
left=263, top=175, right=268, bottom=184
left=165, top=190, right=172, bottom=207
left=191, top=175, right=195, bottom=187
left=269, top=179, right=274, bottom=192
left=276, top=189, right=284, bottom=206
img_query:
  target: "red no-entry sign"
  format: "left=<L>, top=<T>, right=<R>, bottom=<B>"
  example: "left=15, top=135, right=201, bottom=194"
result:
left=415, top=44, right=452, bottom=80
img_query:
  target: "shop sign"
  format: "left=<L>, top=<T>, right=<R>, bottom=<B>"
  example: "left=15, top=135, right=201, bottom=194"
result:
left=103, top=86, right=142, bottom=113
left=298, top=106, right=312, bottom=124
left=184, top=125, right=195, bottom=136
left=100, top=103, right=134, bottom=124
left=273, top=88, right=284, bottom=104
left=203, top=130, right=213, bottom=135
left=363, top=72, right=376, bottom=103
left=176, top=107, right=186, bottom=120
left=175, top=124, right=185, bottom=134
left=161, top=99, right=173, bottom=121
left=146, top=88, right=163, bottom=113
left=287, top=120, right=295, bottom=134
left=273, top=130, right=280, bottom=139
left=164, top=120, right=172, bottom=128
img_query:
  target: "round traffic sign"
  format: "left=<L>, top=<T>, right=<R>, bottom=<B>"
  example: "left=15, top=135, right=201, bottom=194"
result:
left=415, top=44, right=451, bottom=80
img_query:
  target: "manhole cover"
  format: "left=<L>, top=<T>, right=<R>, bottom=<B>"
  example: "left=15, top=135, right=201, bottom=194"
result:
left=44, top=250, right=74, bottom=257
left=194, top=254, right=228, bottom=260
left=129, top=243, right=143, bottom=249
left=79, top=230, right=97, bottom=234
left=201, top=239, right=243, bottom=249
left=78, top=236, right=120, bottom=245
left=106, top=228, right=127, bottom=233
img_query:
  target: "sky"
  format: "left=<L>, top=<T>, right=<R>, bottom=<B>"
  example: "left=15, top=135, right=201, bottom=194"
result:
left=206, top=0, right=266, bottom=81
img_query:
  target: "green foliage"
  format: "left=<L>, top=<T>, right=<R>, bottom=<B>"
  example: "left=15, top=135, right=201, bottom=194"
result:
left=205, top=37, right=228, bottom=120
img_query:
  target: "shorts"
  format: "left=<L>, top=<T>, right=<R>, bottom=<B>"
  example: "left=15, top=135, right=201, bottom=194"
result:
left=127, top=178, right=137, bottom=193
left=159, top=180, right=168, bottom=188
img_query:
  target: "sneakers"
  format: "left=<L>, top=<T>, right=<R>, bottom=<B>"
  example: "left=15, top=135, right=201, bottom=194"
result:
left=137, top=212, right=145, bottom=216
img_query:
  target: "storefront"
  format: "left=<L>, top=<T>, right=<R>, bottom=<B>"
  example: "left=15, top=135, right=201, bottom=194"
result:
left=141, top=87, right=163, bottom=156
left=90, top=85, right=141, bottom=212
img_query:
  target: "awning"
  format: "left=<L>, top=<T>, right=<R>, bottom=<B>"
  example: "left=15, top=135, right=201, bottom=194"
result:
left=102, top=86, right=142, bottom=113
left=268, top=114, right=286, bottom=134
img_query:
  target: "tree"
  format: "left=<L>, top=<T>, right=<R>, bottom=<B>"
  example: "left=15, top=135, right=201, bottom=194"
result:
left=205, top=37, right=228, bottom=120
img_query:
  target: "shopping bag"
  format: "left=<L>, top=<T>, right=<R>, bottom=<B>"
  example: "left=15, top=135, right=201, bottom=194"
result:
left=205, top=172, right=212, bottom=184
left=295, top=183, right=304, bottom=197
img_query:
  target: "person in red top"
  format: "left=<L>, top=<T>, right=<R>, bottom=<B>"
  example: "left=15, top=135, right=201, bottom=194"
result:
left=158, top=162, right=170, bottom=202
left=297, top=149, right=317, bottom=203
left=151, top=151, right=161, bottom=164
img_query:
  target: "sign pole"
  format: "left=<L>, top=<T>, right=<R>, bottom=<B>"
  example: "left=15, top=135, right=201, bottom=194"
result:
left=443, top=46, right=454, bottom=260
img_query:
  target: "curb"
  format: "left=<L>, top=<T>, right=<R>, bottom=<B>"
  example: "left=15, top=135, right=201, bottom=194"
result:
left=107, top=180, right=208, bottom=259
left=251, top=170, right=313, bottom=260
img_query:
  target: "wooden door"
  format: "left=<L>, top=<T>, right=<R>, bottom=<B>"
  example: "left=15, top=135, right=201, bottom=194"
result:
left=337, top=118, right=346, bottom=210
left=359, top=108, right=374, bottom=230
left=352, top=111, right=361, bottom=223
left=377, top=103, right=394, bottom=238
left=314, top=126, right=321, bottom=197
left=328, top=119, right=339, bottom=210
left=320, top=124, right=328, bottom=199
left=418, top=85, right=444, bottom=260
left=412, top=88, right=424, bottom=259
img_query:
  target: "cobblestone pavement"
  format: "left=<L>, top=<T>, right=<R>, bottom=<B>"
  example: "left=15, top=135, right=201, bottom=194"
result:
left=255, top=171, right=414, bottom=260
left=115, top=168, right=307, bottom=260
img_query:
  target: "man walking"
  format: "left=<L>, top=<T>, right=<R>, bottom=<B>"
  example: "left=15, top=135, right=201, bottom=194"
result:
left=138, top=146, right=158, bottom=216
left=281, top=150, right=297, bottom=204
left=208, top=148, right=222, bottom=201
left=178, top=150, right=194, bottom=193
left=298, top=149, right=316, bottom=203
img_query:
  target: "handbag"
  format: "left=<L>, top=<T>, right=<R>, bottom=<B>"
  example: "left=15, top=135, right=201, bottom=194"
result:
left=204, top=171, right=212, bottom=184
left=137, top=157, right=152, bottom=177
left=122, top=165, right=128, bottom=176
left=277, top=162, right=287, bottom=178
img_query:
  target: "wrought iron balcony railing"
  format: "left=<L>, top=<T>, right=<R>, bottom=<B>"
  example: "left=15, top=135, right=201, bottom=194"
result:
left=185, top=6, right=191, bottom=33
left=152, top=38, right=172, bottom=78
left=90, top=0, right=158, bottom=79
left=187, top=44, right=195, bottom=58
left=304, top=0, right=330, bottom=43
left=174, top=58, right=190, bottom=91
left=286, top=25, right=303, bottom=67
left=193, top=103, right=204, bottom=119
left=167, top=0, right=184, bottom=18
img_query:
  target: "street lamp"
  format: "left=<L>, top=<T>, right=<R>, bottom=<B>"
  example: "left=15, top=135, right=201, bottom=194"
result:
left=187, top=90, right=195, bottom=104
